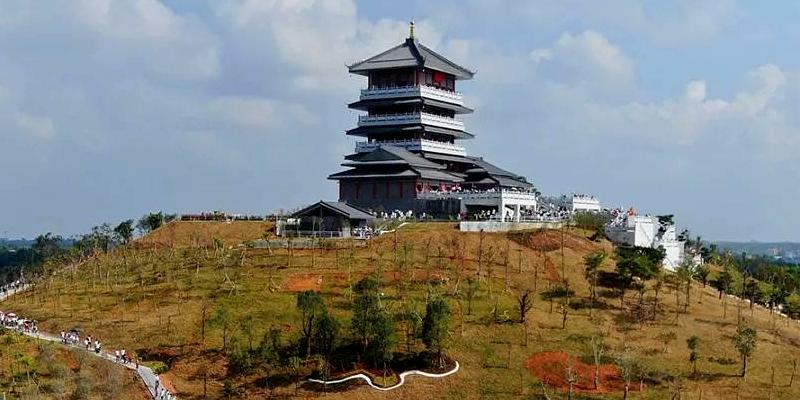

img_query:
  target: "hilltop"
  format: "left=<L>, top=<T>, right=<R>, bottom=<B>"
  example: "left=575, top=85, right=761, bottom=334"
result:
left=135, top=220, right=275, bottom=249
left=2, top=222, right=800, bottom=399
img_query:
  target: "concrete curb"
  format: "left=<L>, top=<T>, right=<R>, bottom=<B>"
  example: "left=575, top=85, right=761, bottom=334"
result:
left=308, top=360, right=459, bottom=391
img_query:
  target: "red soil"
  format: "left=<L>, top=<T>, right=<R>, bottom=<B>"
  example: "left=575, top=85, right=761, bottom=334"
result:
left=524, top=351, right=630, bottom=393
left=543, top=255, right=561, bottom=283
left=285, top=273, right=323, bottom=292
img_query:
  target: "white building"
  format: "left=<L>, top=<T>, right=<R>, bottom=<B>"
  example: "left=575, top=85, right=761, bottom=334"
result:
left=570, top=194, right=602, bottom=212
left=605, top=209, right=686, bottom=271
left=418, top=189, right=538, bottom=222
left=540, top=194, right=602, bottom=213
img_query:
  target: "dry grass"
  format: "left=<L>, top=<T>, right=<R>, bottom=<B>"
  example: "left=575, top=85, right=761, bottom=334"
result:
left=135, top=220, right=274, bottom=249
left=2, top=223, right=800, bottom=399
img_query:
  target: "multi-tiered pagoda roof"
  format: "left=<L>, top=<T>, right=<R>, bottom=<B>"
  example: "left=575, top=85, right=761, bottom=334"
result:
left=329, top=24, right=532, bottom=212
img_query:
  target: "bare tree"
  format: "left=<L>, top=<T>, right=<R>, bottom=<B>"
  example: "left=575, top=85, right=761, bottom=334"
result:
left=590, top=336, right=605, bottom=389
left=517, top=289, right=534, bottom=323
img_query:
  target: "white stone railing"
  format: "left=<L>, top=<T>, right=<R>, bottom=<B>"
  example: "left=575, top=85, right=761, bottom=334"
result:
left=309, top=361, right=459, bottom=391
left=360, top=85, right=463, bottom=105
left=419, top=189, right=537, bottom=201
left=355, top=139, right=466, bottom=156
left=358, top=112, right=464, bottom=131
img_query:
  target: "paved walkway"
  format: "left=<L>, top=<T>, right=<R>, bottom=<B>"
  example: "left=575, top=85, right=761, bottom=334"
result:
left=0, top=285, right=171, bottom=399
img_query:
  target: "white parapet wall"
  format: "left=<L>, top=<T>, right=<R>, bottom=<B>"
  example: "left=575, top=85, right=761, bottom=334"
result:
left=460, top=220, right=564, bottom=232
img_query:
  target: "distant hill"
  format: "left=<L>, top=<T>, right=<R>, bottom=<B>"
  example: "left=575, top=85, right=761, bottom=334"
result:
left=0, top=238, right=34, bottom=248
left=715, top=241, right=800, bottom=263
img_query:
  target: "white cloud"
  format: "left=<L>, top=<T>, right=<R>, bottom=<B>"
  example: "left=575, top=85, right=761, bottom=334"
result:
left=16, top=113, right=56, bottom=140
left=209, top=96, right=316, bottom=130
left=214, top=0, right=444, bottom=93
left=684, top=81, right=707, bottom=102
left=540, top=64, right=798, bottom=155
left=532, top=31, right=635, bottom=95
left=0, top=0, right=222, bottom=81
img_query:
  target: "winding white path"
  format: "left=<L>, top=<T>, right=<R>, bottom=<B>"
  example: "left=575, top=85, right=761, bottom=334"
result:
left=308, top=360, right=459, bottom=391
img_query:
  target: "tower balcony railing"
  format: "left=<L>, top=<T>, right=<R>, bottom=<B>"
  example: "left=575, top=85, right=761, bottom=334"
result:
left=360, top=85, right=464, bottom=105
left=355, top=139, right=467, bottom=156
left=358, top=112, right=465, bottom=131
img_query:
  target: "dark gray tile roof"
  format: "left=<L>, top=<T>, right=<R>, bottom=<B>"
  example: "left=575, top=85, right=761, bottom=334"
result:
left=328, top=168, right=420, bottom=180
left=292, top=201, right=375, bottom=220
left=348, top=97, right=473, bottom=114
left=349, top=38, right=474, bottom=80
left=346, top=124, right=475, bottom=140
left=347, top=145, right=445, bottom=169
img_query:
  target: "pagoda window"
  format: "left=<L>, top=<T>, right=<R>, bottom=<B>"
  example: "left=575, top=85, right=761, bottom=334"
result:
left=423, top=70, right=455, bottom=91
left=372, top=182, right=378, bottom=199
left=386, top=181, right=391, bottom=198
left=398, top=182, right=404, bottom=198
left=355, top=183, right=361, bottom=199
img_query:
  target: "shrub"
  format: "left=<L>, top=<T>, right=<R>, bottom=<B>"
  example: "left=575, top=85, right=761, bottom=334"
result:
left=144, top=361, right=169, bottom=374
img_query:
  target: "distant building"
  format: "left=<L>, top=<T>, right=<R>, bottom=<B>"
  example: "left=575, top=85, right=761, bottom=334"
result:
left=540, top=194, right=602, bottom=213
left=605, top=209, right=686, bottom=271
left=281, top=201, right=374, bottom=238
left=328, top=23, right=535, bottom=221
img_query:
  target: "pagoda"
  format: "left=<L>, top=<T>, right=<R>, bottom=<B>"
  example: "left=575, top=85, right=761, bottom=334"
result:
left=329, top=23, right=536, bottom=219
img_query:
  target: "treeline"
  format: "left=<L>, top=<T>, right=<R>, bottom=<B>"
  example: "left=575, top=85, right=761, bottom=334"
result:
left=707, top=251, right=800, bottom=318
left=208, top=275, right=451, bottom=394
left=0, top=211, right=177, bottom=281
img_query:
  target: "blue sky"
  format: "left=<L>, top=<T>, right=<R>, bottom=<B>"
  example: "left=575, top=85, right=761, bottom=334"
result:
left=1, top=0, right=800, bottom=241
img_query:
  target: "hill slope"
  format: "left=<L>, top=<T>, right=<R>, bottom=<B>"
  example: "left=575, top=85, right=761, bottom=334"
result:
left=135, top=220, right=274, bottom=248
left=0, top=330, right=149, bottom=399
left=3, top=223, right=800, bottom=399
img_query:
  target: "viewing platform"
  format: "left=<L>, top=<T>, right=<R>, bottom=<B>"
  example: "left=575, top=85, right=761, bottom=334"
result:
left=358, top=112, right=465, bottom=131
left=355, top=139, right=467, bottom=156
left=419, top=189, right=539, bottom=222
left=360, top=85, right=464, bottom=105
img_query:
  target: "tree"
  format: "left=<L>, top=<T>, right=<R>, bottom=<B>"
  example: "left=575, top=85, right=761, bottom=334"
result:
left=589, top=336, right=605, bottom=389
left=256, top=327, right=282, bottom=392
left=422, top=297, right=451, bottom=368
left=572, top=211, right=611, bottom=238
left=583, top=251, right=606, bottom=301
left=33, top=232, right=63, bottom=260
left=657, top=331, right=677, bottom=354
left=517, top=289, right=534, bottom=324
left=399, top=300, right=423, bottom=352
left=314, top=311, right=340, bottom=362
left=696, top=264, right=710, bottom=288
left=113, top=219, right=135, bottom=244
left=733, top=324, right=757, bottom=378
left=209, top=308, right=234, bottom=351
left=137, top=212, right=165, bottom=234
left=464, top=276, right=479, bottom=315
left=370, top=310, right=396, bottom=373
left=615, top=246, right=664, bottom=307
left=240, top=314, right=256, bottom=352
left=296, top=290, right=324, bottom=358
left=352, top=276, right=381, bottom=352
left=686, top=335, right=700, bottom=375
left=674, top=260, right=696, bottom=313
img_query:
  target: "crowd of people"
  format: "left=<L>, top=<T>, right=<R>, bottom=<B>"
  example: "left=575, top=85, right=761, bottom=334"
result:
left=351, top=226, right=376, bottom=239
left=0, top=310, right=38, bottom=333
left=1, top=279, right=25, bottom=296
left=154, top=377, right=175, bottom=400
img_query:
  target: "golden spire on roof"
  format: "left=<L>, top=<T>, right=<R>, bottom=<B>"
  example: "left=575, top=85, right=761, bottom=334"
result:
left=409, top=20, right=415, bottom=39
